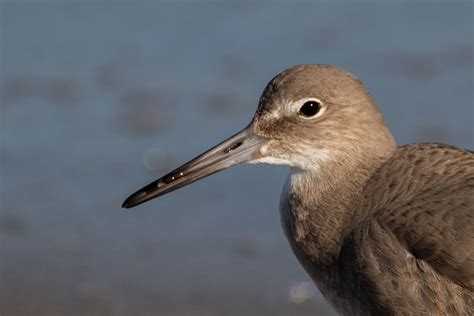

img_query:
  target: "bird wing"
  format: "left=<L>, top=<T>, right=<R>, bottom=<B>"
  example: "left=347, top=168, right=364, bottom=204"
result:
left=365, top=143, right=474, bottom=291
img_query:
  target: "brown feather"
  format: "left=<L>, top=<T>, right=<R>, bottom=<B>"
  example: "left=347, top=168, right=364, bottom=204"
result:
left=265, top=65, right=474, bottom=315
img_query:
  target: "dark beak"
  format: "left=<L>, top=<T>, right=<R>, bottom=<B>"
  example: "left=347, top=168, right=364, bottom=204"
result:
left=122, top=126, right=267, bottom=209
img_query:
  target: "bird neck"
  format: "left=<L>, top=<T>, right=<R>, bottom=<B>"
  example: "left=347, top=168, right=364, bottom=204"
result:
left=283, top=143, right=396, bottom=266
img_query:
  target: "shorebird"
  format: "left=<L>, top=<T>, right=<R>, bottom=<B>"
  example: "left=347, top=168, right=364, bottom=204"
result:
left=123, top=65, right=474, bottom=315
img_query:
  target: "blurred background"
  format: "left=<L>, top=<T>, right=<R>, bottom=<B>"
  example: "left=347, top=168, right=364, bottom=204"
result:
left=1, top=1, right=472, bottom=316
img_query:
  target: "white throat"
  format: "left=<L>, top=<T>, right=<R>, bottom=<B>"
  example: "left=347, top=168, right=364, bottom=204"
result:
left=250, top=146, right=332, bottom=172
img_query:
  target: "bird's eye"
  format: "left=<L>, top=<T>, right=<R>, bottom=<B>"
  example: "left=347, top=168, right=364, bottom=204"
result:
left=299, top=101, right=321, bottom=118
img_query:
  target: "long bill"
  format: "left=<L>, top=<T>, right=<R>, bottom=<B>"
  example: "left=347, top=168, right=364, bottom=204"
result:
left=122, top=126, right=268, bottom=209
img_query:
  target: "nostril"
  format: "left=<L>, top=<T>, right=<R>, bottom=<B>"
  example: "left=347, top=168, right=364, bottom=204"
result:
left=225, top=141, right=243, bottom=153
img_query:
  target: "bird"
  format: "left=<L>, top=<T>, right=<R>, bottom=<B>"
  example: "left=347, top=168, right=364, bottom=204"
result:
left=122, top=64, right=474, bottom=315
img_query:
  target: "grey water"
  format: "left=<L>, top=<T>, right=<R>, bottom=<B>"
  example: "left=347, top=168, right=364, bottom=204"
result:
left=1, top=2, right=472, bottom=316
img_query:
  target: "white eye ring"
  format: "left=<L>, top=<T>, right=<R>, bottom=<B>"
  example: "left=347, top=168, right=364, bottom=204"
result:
left=294, top=98, right=326, bottom=119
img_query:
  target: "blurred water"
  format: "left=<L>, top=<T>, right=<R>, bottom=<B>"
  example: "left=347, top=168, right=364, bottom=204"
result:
left=1, top=2, right=472, bottom=316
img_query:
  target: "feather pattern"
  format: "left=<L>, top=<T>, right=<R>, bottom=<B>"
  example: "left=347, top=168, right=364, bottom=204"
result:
left=281, top=144, right=473, bottom=315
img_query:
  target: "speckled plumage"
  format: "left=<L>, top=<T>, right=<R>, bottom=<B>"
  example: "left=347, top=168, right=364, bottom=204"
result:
left=123, top=64, right=473, bottom=315
left=281, top=143, right=473, bottom=315
left=262, top=66, right=474, bottom=315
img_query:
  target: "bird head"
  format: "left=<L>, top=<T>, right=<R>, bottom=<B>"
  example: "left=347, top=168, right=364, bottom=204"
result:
left=122, top=64, right=395, bottom=208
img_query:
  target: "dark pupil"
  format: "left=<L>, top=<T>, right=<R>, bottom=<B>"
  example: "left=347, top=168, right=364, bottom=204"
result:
left=300, top=101, right=320, bottom=117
